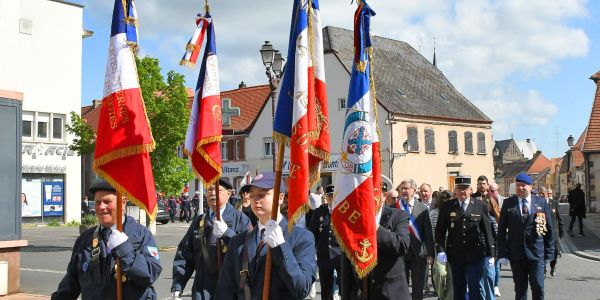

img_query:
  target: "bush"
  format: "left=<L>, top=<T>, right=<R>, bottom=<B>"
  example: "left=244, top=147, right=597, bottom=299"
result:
left=80, top=213, right=98, bottom=228
left=66, top=220, right=80, bottom=227
left=47, top=220, right=61, bottom=227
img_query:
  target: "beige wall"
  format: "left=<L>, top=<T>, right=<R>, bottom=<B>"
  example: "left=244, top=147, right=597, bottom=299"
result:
left=389, top=115, right=494, bottom=191
left=586, top=153, right=600, bottom=212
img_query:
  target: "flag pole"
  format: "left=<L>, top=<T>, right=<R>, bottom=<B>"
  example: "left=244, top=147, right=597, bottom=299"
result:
left=261, top=141, right=285, bottom=300
left=116, top=192, right=124, bottom=300
left=215, top=180, right=223, bottom=272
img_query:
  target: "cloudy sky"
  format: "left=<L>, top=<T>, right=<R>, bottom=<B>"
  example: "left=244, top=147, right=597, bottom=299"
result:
left=78, top=0, right=600, bottom=158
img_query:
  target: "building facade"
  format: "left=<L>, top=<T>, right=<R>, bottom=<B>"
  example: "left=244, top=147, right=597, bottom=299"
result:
left=581, top=71, right=600, bottom=213
left=1, top=0, right=84, bottom=223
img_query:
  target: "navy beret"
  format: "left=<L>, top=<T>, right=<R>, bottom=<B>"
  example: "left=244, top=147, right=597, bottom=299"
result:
left=218, top=178, right=233, bottom=190
left=515, top=173, right=533, bottom=185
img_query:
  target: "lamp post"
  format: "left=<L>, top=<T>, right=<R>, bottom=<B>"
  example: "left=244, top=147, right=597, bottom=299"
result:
left=260, top=41, right=285, bottom=171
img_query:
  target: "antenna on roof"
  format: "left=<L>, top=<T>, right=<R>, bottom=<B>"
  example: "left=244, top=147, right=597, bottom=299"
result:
left=433, top=37, right=437, bottom=68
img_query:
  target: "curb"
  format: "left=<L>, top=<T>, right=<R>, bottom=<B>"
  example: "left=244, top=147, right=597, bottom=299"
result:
left=561, top=231, right=600, bottom=262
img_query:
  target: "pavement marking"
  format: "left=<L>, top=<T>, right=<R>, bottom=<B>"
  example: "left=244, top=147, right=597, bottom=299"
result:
left=21, top=267, right=65, bottom=274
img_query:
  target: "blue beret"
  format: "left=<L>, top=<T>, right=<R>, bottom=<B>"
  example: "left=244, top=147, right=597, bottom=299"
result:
left=515, top=173, right=533, bottom=185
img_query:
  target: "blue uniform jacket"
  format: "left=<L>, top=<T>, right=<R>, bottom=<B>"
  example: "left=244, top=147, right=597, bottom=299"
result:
left=497, top=195, right=555, bottom=261
left=51, top=216, right=162, bottom=300
left=215, top=218, right=317, bottom=300
left=172, top=203, right=251, bottom=299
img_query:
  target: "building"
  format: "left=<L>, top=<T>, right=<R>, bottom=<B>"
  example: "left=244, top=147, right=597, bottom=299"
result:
left=581, top=70, right=600, bottom=212
left=244, top=26, right=495, bottom=190
left=496, top=151, right=552, bottom=196
left=493, top=138, right=526, bottom=180
left=1, top=0, right=84, bottom=224
left=515, top=139, right=540, bottom=160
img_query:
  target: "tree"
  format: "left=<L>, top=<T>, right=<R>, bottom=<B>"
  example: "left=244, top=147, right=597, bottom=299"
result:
left=66, top=111, right=96, bottom=155
left=136, top=56, right=194, bottom=196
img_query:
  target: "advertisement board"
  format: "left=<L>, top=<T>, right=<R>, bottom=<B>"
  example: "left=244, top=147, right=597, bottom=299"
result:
left=43, top=181, right=64, bottom=217
left=21, top=179, right=43, bottom=217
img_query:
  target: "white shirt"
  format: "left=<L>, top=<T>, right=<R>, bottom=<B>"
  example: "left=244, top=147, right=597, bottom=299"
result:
left=257, top=213, right=284, bottom=231
left=519, top=195, right=532, bottom=216
left=309, top=193, right=322, bottom=209
left=459, top=199, right=470, bottom=211
left=208, top=204, right=227, bottom=220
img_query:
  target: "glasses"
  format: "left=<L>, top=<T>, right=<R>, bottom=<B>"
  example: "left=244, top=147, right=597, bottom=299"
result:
left=207, top=188, right=227, bottom=193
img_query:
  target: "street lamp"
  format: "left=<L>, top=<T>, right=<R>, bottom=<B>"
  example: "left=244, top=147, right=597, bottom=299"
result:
left=260, top=41, right=285, bottom=171
left=567, top=135, right=574, bottom=148
left=392, top=140, right=409, bottom=159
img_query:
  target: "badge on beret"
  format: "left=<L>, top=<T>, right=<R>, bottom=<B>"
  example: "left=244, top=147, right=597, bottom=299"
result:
left=450, top=212, right=457, bottom=217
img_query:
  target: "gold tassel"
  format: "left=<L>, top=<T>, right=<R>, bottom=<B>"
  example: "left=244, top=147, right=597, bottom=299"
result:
left=93, top=142, right=155, bottom=169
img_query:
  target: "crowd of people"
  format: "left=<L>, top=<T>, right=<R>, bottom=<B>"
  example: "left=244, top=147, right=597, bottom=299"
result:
left=54, top=171, right=583, bottom=300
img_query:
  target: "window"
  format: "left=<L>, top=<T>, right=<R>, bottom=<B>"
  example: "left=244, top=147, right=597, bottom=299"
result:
left=221, top=142, right=228, bottom=161
left=338, top=98, right=346, bottom=110
left=23, top=121, right=32, bottom=138
left=407, top=127, right=419, bottom=152
left=52, top=115, right=64, bottom=140
left=464, top=131, right=473, bottom=154
left=264, top=138, right=273, bottom=157
left=37, top=113, right=50, bottom=139
left=589, top=161, right=594, bottom=168
left=22, top=111, right=33, bottom=138
left=235, top=140, right=240, bottom=160
left=425, top=128, right=435, bottom=153
left=448, top=130, right=458, bottom=154
left=477, top=132, right=486, bottom=154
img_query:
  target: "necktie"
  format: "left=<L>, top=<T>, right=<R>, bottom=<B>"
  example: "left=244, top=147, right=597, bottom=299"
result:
left=522, top=199, right=529, bottom=219
left=256, top=228, right=266, bottom=254
left=460, top=201, right=467, bottom=213
left=210, top=211, right=215, bottom=221
left=101, top=227, right=112, bottom=257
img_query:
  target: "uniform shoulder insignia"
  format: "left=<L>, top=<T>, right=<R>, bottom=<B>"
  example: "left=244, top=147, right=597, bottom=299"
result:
left=147, top=246, right=160, bottom=260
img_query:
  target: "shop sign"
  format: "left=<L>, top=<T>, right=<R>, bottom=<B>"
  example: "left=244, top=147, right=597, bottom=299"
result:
left=282, top=154, right=341, bottom=173
left=22, top=164, right=67, bottom=174
left=222, top=163, right=248, bottom=174
left=22, top=143, right=76, bottom=160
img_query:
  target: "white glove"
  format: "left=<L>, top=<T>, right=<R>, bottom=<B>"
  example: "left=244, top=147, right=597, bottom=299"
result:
left=264, top=220, right=285, bottom=248
left=172, top=291, right=182, bottom=300
left=487, top=257, right=495, bottom=267
left=375, top=206, right=383, bottom=225
left=437, top=252, right=447, bottom=264
left=212, top=219, right=228, bottom=238
left=498, top=258, right=509, bottom=265
left=107, top=229, right=128, bottom=252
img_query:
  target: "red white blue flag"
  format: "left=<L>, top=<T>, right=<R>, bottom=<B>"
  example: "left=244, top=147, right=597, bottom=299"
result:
left=184, top=13, right=222, bottom=187
left=331, top=0, right=380, bottom=278
left=93, top=0, right=157, bottom=219
left=273, top=0, right=330, bottom=230
left=180, top=13, right=209, bottom=68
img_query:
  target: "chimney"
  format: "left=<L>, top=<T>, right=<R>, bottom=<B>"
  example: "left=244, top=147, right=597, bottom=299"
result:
left=526, top=138, right=531, bottom=143
left=239, top=81, right=246, bottom=89
left=92, top=99, right=101, bottom=108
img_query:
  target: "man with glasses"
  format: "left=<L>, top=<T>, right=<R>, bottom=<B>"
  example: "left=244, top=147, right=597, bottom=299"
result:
left=497, top=173, right=555, bottom=300
left=171, top=179, right=252, bottom=299
left=435, top=175, right=495, bottom=300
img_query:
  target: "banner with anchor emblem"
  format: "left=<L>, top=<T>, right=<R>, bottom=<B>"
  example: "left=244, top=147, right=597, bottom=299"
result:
left=331, top=0, right=380, bottom=278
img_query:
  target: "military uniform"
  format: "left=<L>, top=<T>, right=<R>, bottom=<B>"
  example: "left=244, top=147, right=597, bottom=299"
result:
left=215, top=218, right=317, bottom=299
left=308, top=203, right=341, bottom=300
left=435, top=177, right=495, bottom=300
left=51, top=216, right=162, bottom=300
left=172, top=202, right=251, bottom=299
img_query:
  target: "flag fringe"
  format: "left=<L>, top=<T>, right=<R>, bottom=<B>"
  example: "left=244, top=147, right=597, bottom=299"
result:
left=288, top=202, right=310, bottom=232
left=273, top=131, right=291, bottom=147
left=330, top=222, right=378, bottom=279
left=93, top=142, right=155, bottom=169
left=94, top=168, right=158, bottom=221
left=180, top=60, right=196, bottom=68
left=194, top=135, right=223, bottom=186
left=186, top=43, right=198, bottom=51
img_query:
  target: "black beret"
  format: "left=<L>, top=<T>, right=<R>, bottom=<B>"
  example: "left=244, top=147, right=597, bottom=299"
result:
left=218, top=178, right=233, bottom=190
left=89, top=178, right=117, bottom=195
left=325, top=185, right=335, bottom=195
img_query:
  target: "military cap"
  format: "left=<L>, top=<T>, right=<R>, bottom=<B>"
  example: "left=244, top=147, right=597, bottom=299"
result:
left=454, top=175, right=471, bottom=187
left=218, top=178, right=233, bottom=190
left=515, top=173, right=533, bottom=185
left=324, top=185, right=335, bottom=195
left=89, top=178, right=117, bottom=195
left=381, top=182, right=388, bottom=192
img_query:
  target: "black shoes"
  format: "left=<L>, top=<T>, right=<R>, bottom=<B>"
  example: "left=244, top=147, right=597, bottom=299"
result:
left=550, top=268, right=556, bottom=276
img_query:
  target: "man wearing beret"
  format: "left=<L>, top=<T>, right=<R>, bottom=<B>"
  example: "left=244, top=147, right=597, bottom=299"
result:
left=215, top=172, right=317, bottom=299
left=308, top=185, right=342, bottom=300
left=497, top=173, right=554, bottom=300
left=435, top=175, right=495, bottom=300
left=171, top=178, right=252, bottom=299
left=52, top=179, right=162, bottom=300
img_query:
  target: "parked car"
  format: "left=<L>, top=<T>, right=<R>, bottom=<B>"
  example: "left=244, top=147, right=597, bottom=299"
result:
left=156, top=201, right=170, bottom=224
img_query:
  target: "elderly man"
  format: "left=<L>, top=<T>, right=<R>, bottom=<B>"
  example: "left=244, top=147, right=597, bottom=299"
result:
left=52, top=179, right=162, bottom=300
left=386, top=190, right=400, bottom=207
left=215, top=172, right=317, bottom=299
left=396, top=179, right=434, bottom=300
left=171, top=179, right=251, bottom=299
left=419, top=183, right=433, bottom=211
left=435, top=175, right=495, bottom=300
left=497, top=173, right=554, bottom=300
left=539, top=187, right=563, bottom=277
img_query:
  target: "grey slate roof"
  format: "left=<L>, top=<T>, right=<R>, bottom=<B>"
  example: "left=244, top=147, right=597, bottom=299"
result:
left=494, top=139, right=512, bottom=154
left=498, top=159, right=533, bottom=178
left=322, top=26, right=492, bottom=123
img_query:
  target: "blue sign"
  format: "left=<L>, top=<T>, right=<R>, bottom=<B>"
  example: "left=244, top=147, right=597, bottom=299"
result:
left=43, top=182, right=64, bottom=217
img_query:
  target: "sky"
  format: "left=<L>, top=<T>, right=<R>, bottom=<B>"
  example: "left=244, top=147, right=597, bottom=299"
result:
left=76, top=0, right=600, bottom=159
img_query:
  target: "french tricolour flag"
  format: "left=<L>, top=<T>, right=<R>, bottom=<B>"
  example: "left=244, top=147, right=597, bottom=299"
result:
left=274, top=0, right=330, bottom=231
left=330, top=0, right=380, bottom=279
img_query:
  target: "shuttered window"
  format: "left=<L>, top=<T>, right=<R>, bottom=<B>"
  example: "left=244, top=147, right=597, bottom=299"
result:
left=425, top=128, right=435, bottom=153
left=477, top=132, right=486, bottom=154
left=448, top=130, right=458, bottom=154
left=407, top=127, right=419, bottom=152
left=464, top=131, right=473, bottom=154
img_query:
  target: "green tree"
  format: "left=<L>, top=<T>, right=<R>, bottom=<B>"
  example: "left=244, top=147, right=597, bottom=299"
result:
left=66, top=111, right=96, bottom=155
left=136, top=56, right=193, bottom=196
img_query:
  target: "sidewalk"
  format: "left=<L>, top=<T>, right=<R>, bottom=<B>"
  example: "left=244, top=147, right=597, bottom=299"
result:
left=559, top=204, right=600, bottom=262
left=0, top=293, right=49, bottom=299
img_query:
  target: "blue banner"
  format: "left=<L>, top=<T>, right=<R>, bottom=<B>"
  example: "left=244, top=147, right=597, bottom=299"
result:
left=43, top=182, right=64, bottom=217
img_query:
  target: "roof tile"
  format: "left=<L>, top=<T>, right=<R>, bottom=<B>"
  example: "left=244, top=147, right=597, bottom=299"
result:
left=582, top=71, right=600, bottom=152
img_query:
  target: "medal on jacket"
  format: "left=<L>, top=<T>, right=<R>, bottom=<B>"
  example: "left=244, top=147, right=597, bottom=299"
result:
left=91, top=227, right=101, bottom=263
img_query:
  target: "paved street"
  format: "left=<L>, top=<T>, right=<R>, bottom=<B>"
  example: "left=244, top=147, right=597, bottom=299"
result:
left=17, top=204, right=600, bottom=299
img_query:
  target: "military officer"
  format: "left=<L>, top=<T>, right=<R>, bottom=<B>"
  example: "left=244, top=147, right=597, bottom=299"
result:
left=215, top=172, right=317, bottom=299
left=497, top=173, right=554, bottom=300
left=435, top=176, right=495, bottom=300
left=51, top=179, right=162, bottom=300
left=171, top=178, right=252, bottom=299
left=308, top=185, right=342, bottom=300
